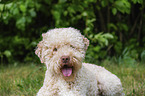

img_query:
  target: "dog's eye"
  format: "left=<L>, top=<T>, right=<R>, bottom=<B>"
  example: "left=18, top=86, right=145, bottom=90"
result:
left=53, top=48, right=57, bottom=51
left=70, top=45, right=75, bottom=48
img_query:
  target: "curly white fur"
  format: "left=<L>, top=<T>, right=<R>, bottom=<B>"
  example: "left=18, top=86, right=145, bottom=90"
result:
left=35, top=27, right=124, bottom=96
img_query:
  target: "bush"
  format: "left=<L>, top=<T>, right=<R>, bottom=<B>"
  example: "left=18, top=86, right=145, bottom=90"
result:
left=0, top=0, right=145, bottom=64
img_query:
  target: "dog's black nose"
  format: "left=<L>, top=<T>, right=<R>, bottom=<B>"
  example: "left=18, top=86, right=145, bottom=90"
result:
left=61, top=56, right=70, bottom=64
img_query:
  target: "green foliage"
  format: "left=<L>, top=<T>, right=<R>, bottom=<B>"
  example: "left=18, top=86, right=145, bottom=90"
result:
left=141, top=50, right=145, bottom=63
left=114, top=0, right=131, bottom=14
left=0, top=50, right=12, bottom=64
left=0, top=0, right=145, bottom=64
left=1, top=1, right=39, bottom=30
left=117, top=48, right=138, bottom=66
left=85, top=32, right=114, bottom=63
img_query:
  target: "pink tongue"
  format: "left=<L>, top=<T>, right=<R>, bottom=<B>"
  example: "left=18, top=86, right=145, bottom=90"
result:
left=62, top=67, right=72, bottom=77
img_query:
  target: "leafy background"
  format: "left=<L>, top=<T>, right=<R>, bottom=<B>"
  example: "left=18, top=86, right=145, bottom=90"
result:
left=0, top=0, right=145, bottom=65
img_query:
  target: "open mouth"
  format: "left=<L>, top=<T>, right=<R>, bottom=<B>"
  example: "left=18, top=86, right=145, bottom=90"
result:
left=61, top=65, right=73, bottom=77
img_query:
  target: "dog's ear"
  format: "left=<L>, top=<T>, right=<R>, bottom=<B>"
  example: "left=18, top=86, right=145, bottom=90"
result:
left=35, top=41, right=45, bottom=63
left=35, top=33, right=47, bottom=63
left=82, top=36, right=89, bottom=51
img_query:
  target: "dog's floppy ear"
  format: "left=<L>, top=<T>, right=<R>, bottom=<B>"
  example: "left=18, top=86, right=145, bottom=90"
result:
left=35, top=41, right=45, bottom=63
left=82, top=36, right=89, bottom=51
left=35, top=33, right=46, bottom=63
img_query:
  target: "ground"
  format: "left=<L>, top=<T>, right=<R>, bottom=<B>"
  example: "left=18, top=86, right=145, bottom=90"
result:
left=0, top=61, right=145, bottom=96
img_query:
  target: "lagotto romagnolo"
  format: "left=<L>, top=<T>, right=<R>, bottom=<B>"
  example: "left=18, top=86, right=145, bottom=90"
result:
left=35, top=27, right=124, bottom=96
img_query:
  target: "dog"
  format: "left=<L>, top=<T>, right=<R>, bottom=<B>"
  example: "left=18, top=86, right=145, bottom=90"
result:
left=35, top=27, right=124, bottom=96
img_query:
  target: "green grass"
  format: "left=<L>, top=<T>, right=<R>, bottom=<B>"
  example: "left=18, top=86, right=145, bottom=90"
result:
left=101, top=60, right=145, bottom=96
left=0, top=63, right=45, bottom=96
left=0, top=62, right=145, bottom=96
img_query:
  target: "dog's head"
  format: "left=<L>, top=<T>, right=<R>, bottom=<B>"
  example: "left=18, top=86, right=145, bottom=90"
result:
left=35, top=27, right=89, bottom=81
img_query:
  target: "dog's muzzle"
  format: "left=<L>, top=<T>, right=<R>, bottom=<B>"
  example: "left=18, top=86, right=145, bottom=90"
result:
left=61, top=56, right=73, bottom=77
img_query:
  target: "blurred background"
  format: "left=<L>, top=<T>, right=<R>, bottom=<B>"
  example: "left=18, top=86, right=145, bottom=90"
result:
left=0, top=0, right=145, bottom=64
left=0, top=0, right=145, bottom=95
